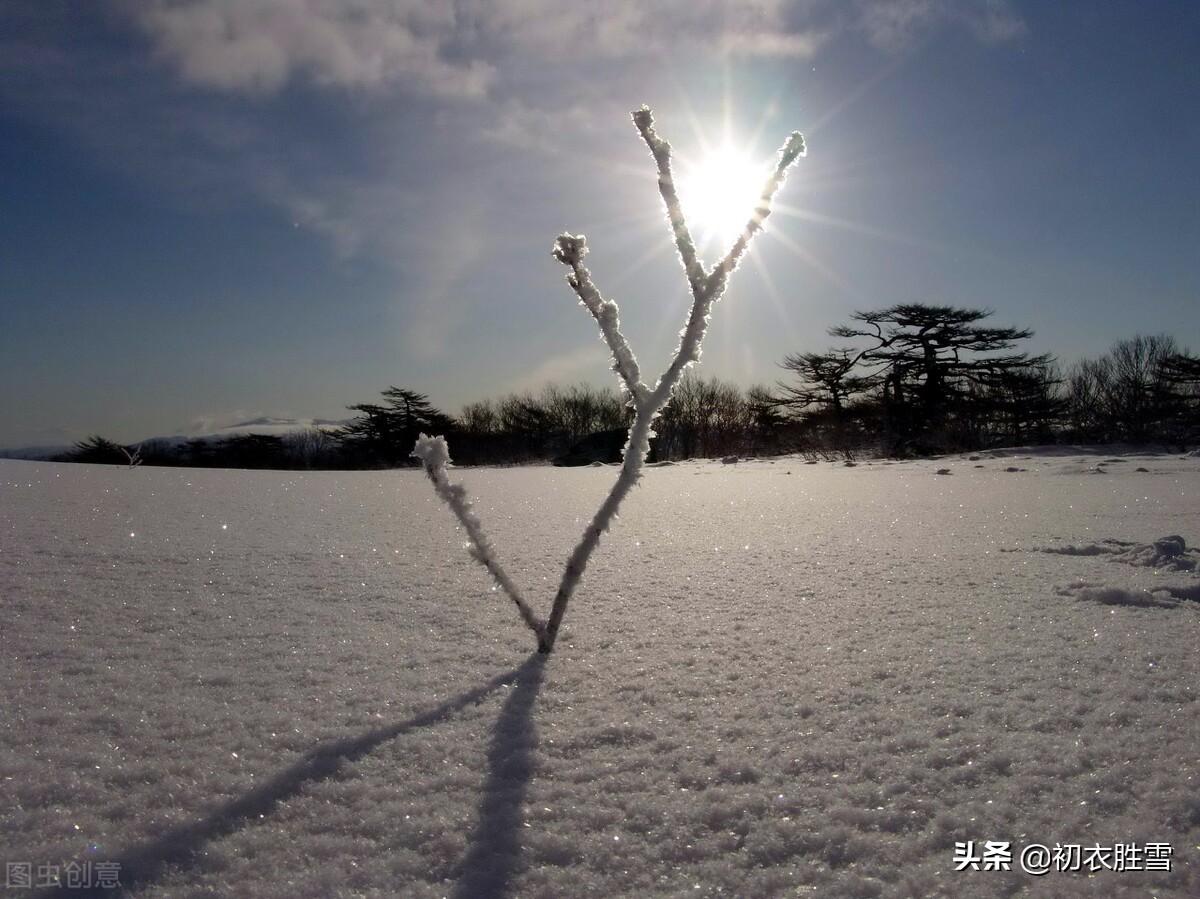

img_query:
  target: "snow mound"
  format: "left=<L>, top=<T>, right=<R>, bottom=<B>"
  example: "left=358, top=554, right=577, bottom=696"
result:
left=1031, top=538, right=1134, bottom=557
left=1033, top=536, right=1198, bottom=572
left=1051, top=462, right=1116, bottom=476
left=1058, top=579, right=1200, bottom=608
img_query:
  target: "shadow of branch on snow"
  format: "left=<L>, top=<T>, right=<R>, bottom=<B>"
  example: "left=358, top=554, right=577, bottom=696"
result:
left=36, top=665, right=525, bottom=898
left=452, top=653, right=547, bottom=899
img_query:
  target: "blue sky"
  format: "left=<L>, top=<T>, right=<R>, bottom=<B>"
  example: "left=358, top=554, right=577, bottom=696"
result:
left=1, top=1, right=1197, bottom=447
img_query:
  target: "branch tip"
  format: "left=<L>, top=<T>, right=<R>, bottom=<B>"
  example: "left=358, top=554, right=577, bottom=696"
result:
left=411, top=432, right=450, bottom=469
left=781, top=132, right=806, bottom=166
left=552, top=233, right=587, bottom=266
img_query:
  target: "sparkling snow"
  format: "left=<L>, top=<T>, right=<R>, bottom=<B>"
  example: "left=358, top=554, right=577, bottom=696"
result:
left=1, top=451, right=1197, bottom=897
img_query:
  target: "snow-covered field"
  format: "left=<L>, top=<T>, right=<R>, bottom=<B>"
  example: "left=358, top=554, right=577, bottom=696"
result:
left=2, top=450, right=1198, bottom=898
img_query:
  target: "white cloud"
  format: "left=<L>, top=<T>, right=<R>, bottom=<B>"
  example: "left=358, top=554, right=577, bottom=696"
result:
left=118, top=1, right=1026, bottom=102
left=181, top=410, right=264, bottom=436
left=33, top=0, right=1025, bottom=277
left=459, top=0, right=826, bottom=62
left=120, top=0, right=832, bottom=98
left=125, top=0, right=493, bottom=97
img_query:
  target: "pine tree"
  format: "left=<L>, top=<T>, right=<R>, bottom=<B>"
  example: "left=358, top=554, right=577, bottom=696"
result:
left=828, top=303, right=1050, bottom=451
left=341, top=388, right=453, bottom=466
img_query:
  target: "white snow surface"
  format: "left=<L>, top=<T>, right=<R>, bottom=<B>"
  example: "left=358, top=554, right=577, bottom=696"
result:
left=2, top=450, right=1198, bottom=898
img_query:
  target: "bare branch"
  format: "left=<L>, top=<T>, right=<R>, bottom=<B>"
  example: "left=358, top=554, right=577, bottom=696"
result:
left=649, top=130, right=806, bottom=410
left=411, top=435, right=543, bottom=637
left=552, top=234, right=649, bottom=406
left=711, top=131, right=806, bottom=287
left=632, top=106, right=707, bottom=295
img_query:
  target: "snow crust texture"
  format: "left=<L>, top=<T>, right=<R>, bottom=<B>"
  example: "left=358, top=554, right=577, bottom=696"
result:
left=1, top=450, right=1198, bottom=897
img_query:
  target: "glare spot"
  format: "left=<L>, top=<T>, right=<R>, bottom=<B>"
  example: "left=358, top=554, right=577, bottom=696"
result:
left=678, top=143, right=768, bottom=247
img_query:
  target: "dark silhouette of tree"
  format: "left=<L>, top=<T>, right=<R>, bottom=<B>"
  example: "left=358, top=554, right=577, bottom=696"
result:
left=497, top=393, right=559, bottom=460
left=774, top=349, right=882, bottom=453
left=776, top=349, right=879, bottom=415
left=182, top=438, right=218, bottom=467
left=1164, top=351, right=1200, bottom=383
left=1107, top=335, right=1182, bottom=444
left=339, top=387, right=454, bottom=466
left=281, top=428, right=341, bottom=469
left=970, top=362, right=1064, bottom=446
left=459, top=400, right=500, bottom=436
left=1068, top=335, right=1193, bottom=445
left=63, top=435, right=129, bottom=465
left=654, top=374, right=753, bottom=459
left=451, top=384, right=630, bottom=464
left=217, top=434, right=287, bottom=469
left=827, top=303, right=1051, bottom=452
left=46, top=333, right=1196, bottom=474
left=541, top=384, right=628, bottom=447
left=744, top=384, right=787, bottom=456
left=1065, top=357, right=1107, bottom=441
left=137, top=439, right=177, bottom=467
left=1161, top=350, right=1200, bottom=446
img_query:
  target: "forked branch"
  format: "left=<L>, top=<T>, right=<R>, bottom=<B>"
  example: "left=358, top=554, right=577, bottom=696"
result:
left=413, top=107, right=805, bottom=654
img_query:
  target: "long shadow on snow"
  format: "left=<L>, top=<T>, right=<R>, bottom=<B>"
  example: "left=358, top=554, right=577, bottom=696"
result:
left=36, top=664, right=527, bottom=897
left=452, top=653, right=547, bottom=899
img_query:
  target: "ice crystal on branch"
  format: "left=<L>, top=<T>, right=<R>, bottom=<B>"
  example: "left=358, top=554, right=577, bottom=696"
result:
left=411, top=432, right=450, bottom=470
left=414, top=107, right=805, bottom=654
left=551, top=233, right=586, bottom=266
left=411, top=433, right=541, bottom=635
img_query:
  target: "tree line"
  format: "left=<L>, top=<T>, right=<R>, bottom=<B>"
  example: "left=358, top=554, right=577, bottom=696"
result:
left=778, top=306, right=1197, bottom=457
left=60, top=304, right=1199, bottom=469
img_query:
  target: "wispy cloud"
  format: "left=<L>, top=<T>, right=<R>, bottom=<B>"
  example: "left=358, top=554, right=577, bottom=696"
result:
left=118, top=0, right=838, bottom=100
left=181, top=410, right=265, bottom=436
left=122, top=0, right=493, bottom=98
left=856, top=0, right=1025, bottom=52
left=498, top=345, right=614, bottom=397
left=1, top=0, right=1027, bottom=363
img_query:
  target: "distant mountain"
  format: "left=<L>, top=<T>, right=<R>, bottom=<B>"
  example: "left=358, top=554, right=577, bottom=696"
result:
left=0, top=418, right=349, bottom=460
left=135, top=417, right=350, bottom=448
left=0, top=445, right=72, bottom=460
left=194, top=417, right=349, bottom=439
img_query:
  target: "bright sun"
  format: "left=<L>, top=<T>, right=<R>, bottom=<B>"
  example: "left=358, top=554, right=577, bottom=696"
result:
left=677, top=143, right=768, bottom=249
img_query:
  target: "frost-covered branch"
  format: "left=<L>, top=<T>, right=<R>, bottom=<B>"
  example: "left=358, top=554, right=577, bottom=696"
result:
left=538, top=403, right=656, bottom=652
left=539, top=110, right=805, bottom=653
left=632, top=106, right=707, bottom=295
left=552, top=234, right=648, bottom=406
left=712, top=131, right=806, bottom=287
left=414, top=107, right=804, bottom=655
left=649, top=130, right=806, bottom=409
left=411, top=434, right=542, bottom=636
